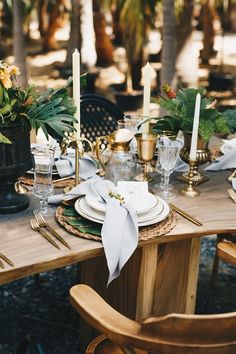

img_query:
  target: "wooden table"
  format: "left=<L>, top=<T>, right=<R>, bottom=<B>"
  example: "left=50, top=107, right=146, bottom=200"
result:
left=0, top=171, right=235, bottom=347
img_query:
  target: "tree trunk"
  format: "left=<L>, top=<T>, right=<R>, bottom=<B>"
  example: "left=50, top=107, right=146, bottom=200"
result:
left=13, top=0, right=27, bottom=88
left=93, top=0, right=113, bottom=66
left=80, top=0, right=97, bottom=68
left=200, top=0, right=216, bottom=64
left=65, top=0, right=81, bottom=68
left=37, top=0, right=48, bottom=37
left=42, top=0, right=66, bottom=51
left=111, top=2, right=123, bottom=45
left=161, top=0, right=177, bottom=90
left=176, top=0, right=198, bottom=87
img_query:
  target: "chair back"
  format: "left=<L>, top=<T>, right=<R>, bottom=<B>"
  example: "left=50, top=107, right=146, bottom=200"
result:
left=70, top=284, right=236, bottom=354
left=80, top=94, right=124, bottom=143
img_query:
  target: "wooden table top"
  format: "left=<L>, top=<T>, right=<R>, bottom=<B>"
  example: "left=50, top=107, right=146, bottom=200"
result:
left=0, top=170, right=235, bottom=285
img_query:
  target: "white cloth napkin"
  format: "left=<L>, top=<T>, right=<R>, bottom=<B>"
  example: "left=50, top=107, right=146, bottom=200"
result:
left=55, top=151, right=98, bottom=180
left=49, top=177, right=138, bottom=286
left=31, top=144, right=98, bottom=180
left=205, top=138, right=236, bottom=171
left=93, top=179, right=138, bottom=285
left=48, top=175, right=100, bottom=204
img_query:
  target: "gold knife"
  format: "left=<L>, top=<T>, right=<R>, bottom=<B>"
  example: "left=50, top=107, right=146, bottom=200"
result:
left=169, top=203, right=203, bottom=226
left=45, top=224, right=72, bottom=250
left=0, top=259, right=5, bottom=269
left=0, top=252, right=14, bottom=267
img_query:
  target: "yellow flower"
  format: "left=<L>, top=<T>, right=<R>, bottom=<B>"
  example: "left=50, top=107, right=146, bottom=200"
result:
left=0, top=70, right=12, bottom=89
left=9, top=65, right=20, bottom=76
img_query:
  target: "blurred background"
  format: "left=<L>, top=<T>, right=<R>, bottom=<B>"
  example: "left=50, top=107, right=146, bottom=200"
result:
left=1, top=0, right=236, bottom=112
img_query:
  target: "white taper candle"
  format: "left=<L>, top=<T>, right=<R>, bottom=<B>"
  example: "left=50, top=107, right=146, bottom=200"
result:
left=189, top=93, right=201, bottom=161
left=72, top=49, right=80, bottom=138
left=142, top=62, right=151, bottom=133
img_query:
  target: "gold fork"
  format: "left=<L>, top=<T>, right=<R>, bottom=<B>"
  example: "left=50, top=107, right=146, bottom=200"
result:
left=34, top=212, right=71, bottom=250
left=30, top=219, right=60, bottom=250
left=228, top=189, right=236, bottom=204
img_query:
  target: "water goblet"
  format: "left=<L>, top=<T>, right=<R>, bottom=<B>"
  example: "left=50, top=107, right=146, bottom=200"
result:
left=32, top=148, right=54, bottom=216
left=158, top=141, right=179, bottom=200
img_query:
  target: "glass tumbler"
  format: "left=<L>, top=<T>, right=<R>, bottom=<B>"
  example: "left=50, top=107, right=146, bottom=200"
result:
left=32, top=148, right=54, bottom=216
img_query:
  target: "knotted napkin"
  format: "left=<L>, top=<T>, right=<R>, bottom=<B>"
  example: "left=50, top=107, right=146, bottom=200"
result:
left=92, top=179, right=138, bottom=285
left=49, top=177, right=138, bottom=285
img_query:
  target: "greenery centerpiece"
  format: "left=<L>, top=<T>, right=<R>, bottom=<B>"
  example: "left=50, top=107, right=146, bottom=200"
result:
left=0, top=60, right=79, bottom=213
left=151, top=84, right=230, bottom=143
left=150, top=85, right=231, bottom=185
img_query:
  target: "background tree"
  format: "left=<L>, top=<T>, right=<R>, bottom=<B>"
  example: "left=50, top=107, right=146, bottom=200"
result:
left=118, top=0, right=156, bottom=90
left=93, top=0, right=114, bottom=66
left=13, top=0, right=27, bottom=87
left=161, top=0, right=177, bottom=89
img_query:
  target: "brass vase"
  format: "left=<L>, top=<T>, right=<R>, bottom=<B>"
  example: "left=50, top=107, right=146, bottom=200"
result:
left=177, top=133, right=211, bottom=185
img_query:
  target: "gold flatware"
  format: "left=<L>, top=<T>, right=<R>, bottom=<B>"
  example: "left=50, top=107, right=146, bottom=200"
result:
left=34, top=212, right=71, bottom=250
left=0, top=259, right=5, bottom=269
left=53, top=176, right=74, bottom=183
left=228, top=188, right=236, bottom=204
left=30, top=219, right=61, bottom=250
left=0, top=252, right=14, bottom=267
left=169, top=203, right=203, bottom=226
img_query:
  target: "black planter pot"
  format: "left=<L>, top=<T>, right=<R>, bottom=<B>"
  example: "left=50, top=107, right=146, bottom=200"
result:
left=208, top=72, right=234, bottom=92
left=114, top=90, right=143, bottom=111
left=0, top=123, right=34, bottom=213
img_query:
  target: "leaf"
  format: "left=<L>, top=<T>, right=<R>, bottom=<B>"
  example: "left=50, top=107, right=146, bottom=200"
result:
left=0, top=133, right=12, bottom=144
left=66, top=218, right=101, bottom=236
left=63, top=207, right=78, bottom=217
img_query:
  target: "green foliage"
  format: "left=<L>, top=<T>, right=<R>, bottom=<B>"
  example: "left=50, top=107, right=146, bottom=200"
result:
left=151, top=86, right=230, bottom=142
left=0, top=132, right=11, bottom=144
left=0, top=76, right=80, bottom=140
left=222, top=109, right=236, bottom=132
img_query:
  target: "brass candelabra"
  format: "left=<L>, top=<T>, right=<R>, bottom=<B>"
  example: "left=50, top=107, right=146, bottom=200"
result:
left=61, top=133, right=93, bottom=192
left=179, top=159, right=200, bottom=197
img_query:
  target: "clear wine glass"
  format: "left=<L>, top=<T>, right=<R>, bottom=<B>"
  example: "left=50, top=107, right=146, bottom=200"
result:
left=32, top=148, right=54, bottom=216
left=155, top=155, right=174, bottom=191
left=158, top=141, right=179, bottom=200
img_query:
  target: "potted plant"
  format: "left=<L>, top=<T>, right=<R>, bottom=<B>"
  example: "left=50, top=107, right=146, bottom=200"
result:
left=0, top=61, right=77, bottom=213
left=112, top=0, right=156, bottom=111
left=150, top=84, right=230, bottom=144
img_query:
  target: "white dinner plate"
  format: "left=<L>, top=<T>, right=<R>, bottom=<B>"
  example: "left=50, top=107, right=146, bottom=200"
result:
left=85, top=184, right=158, bottom=215
left=75, top=196, right=170, bottom=227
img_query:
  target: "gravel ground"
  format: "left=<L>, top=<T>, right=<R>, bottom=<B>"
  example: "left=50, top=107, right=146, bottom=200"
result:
left=0, top=235, right=236, bottom=354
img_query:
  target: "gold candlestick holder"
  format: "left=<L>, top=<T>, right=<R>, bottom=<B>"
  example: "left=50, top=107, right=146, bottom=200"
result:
left=61, top=133, right=93, bottom=192
left=179, top=160, right=200, bottom=197
left=176, top=133, right=211, bottom=185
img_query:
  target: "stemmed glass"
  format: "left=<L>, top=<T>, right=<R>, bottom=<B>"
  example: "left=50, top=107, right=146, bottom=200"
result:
left=32, top=148, right=54, bottom=216
left=158, top=141, right=179, bottom=200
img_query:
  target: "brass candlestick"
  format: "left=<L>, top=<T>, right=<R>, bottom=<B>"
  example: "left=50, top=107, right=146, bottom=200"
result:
left=177, top=133, right=211, bottom=185
left=179, top=160, right=200, bottom=197
left=61, top=133, right=93, bottom=192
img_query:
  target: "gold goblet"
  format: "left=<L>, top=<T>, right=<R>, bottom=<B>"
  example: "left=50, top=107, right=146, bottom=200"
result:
left=135, top=133, right=157, bottom=182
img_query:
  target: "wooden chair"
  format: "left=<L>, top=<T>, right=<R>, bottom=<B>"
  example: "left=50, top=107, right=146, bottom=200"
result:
left=217, top=241, right=236, bottom=267
left=70, top=284, right=236, bottom=354
left=211, top=234, right=236, bottom=283
left=80, top=94, right=124, bottom=143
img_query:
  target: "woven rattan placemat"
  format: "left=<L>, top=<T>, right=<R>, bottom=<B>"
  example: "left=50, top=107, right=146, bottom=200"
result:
left=20, top=175, right=76, bottom=188
left=55, top=205, right=176, bottom=242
